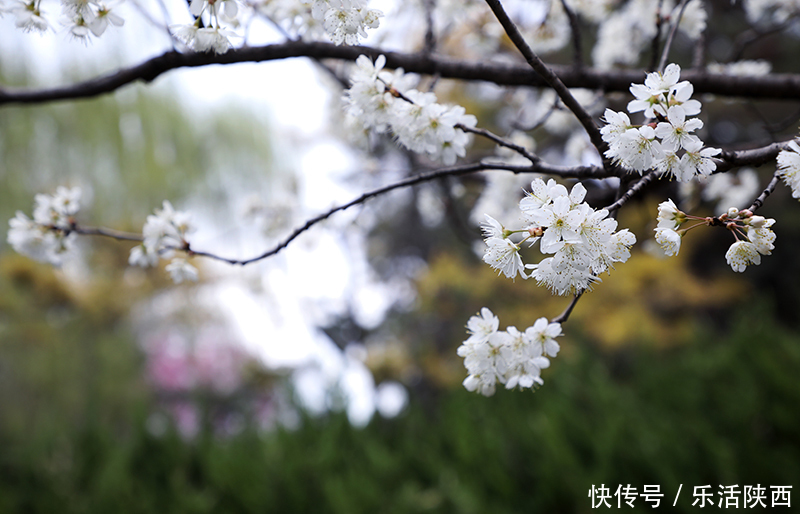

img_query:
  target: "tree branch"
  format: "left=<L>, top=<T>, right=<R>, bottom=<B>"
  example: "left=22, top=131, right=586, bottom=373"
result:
left=657, top=0, right=692, bottom=73
left=747, top=173, right=781, bottom=213
left=60, top=158, right=595, bottom=266
left=559, top=0, right=584, bottom=68
left=6, top=41, right=800, bottom=105
left=603, top=172, right=658, bottom=212
left=72, top=225, right=144, bottom=242
left=457, top=124, right=539, bottom=163
left=552, top=292, right=583, bottom=324
left=483, top=0, right=609, bottom=168
left=716, top=140, right=791, bottom=173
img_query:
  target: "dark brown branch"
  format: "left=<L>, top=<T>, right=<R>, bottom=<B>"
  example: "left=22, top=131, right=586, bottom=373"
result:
left=716, top=140, right=791, bottom=173
left=648, top=0, right=665, bottom=72
left=657, top=0, right=691, bottom=73
left=483, top=0, right=610, bottom=170
left=73, top=225, right=144, bottom=242
left=183, top=159, right=611, bottom=266
left=422, top=0, right=437, bottom=55
left=747, top=173, right=781, bottom=213
left=7, top=41, right=800, bottom=105
left=456, top=124, right=539, bottom=163
left=552, top=292, right=583, bottom=324
left=559, top=0, right=584, bottom=68
left=603, top=171, right=658, bottom=212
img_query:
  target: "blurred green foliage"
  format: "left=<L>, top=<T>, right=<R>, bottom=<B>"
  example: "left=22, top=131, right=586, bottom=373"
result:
left=1, top=291, right=798, bottom=513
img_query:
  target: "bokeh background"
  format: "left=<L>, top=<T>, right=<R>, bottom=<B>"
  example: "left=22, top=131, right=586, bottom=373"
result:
left=3, top=0, right=800, bottom=512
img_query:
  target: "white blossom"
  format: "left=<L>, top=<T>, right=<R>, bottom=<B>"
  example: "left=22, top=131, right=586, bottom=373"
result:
left=12, top=1, right=50, bottom=32
left=654, top=227, right=681, bottom=256
left=654, top=105, right=703, bottom=152
left=746, top=218, right=776, bottom=256
left=656, top=199, right=685, bottom=229
left=6, top=187, right=83, bottom=266
left=462, top=307, right=499, bottom=345
left=483, top=236, right=526, bottom=280
left=776, top=140, right=800, bottom=199
left=345, top=54, right=476, bottom=165
left=304, top=0, right=382, bottom=45
left=7, top=211, right=75, bottom=265
left=130, top=201, right=193, bottom=268
left=725, top=240, right=761, bottom=272
left=458, top=312, right=564, bottom=395
left=165, top=258, right=199, bottom=284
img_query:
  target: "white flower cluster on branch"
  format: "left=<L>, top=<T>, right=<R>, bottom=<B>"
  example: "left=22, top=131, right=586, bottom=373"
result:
left=457, top=308, right=562, bottom=396
left=345, top=55, right=477, bottom=165
left=129, top=201, right=199, bottom=283
left=602, top=64, right=720, bottom=182
left=7, top=186, right=81, bottom=265
left=302, top=0, right=381, bottom=45
left=654, top=199, right=776, bottom=273
left=170, top=0, right=382, bottom=54
left=7, top=0, right=124, bottom=39
left=482, top=178, right=635, bottom=296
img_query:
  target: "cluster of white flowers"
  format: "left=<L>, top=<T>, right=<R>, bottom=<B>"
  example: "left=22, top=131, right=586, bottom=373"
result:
left=457, top=308, right=562, bottom=396
left=482, top=178, right=636, bottom=296
left=129, top=201, right=199, bottom=284
left=251, top=0, right=381, bottom=47
left=7, top=186, right=82, bottom=266
left=654, top=199, right=776, bottom=273
left=7, top=0, right=124, bottom=39
left=302, top=0, right=381, bottom=45
left=345, top=55, right=477, bottom=165
left=6, top=189, right=200, bottom=284
left=601, top=64, right=720, bottom=182
left=170, top=0, right=241, bottom=54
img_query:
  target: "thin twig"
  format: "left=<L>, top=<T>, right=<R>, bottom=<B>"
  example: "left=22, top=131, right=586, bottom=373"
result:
left=192, top=162, right=484, bottom=265
left=73, top=226, right=144, bottom=242
left=692, top=31, right=706, bottom=69
left=603, top=172, right=658, bottom=212
left=552, top=293, right=583, bottom=323
left=747, top=173, right=781, bottom=213
left=482, top=0, right=610, bottom=168
left=658, top=0, right=692, bottom=73
left=559, top=0, right=583, bottom=68
left=512, top=93, right=559, bottom=132
left=731, top=22, right=788, bottom=62
left=423, top=0, right=437, bottom=54
left=190, top=160, right=608, bottom=265
left=456, top=124, right=539, bottom=163
left=649, top=0, right=665, bottom=72
left=64, top=159, right=611, bottom=266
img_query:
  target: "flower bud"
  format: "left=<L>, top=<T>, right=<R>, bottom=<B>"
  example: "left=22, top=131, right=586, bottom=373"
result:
left=747, top=215, right=766, bottom=228
left=528, top=226, right=544, bottom=238
left=727, top=207, right=739, bottom=218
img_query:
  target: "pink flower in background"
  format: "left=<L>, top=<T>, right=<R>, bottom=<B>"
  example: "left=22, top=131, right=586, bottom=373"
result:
left=144, top=328, right=248, bottom=394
